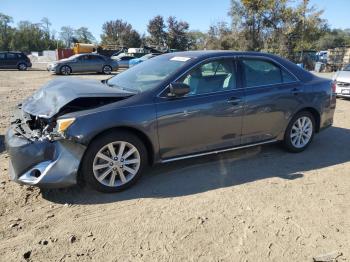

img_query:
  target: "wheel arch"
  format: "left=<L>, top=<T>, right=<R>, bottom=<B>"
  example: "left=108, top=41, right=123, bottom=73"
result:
left=84, top=126, right=155, bottom=165
left=293, top=107, right=321, bottom=132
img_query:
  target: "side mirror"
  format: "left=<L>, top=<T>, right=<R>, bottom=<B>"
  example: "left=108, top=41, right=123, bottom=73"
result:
left=169, top=82, right=190, bottom=97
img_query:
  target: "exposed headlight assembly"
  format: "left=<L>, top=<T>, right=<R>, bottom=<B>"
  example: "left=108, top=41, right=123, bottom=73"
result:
left=57, top=118, right=75, bottom=134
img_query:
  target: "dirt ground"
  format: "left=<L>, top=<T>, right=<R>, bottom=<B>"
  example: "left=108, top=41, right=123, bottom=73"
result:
left=0, top=65, right=349, bottom=262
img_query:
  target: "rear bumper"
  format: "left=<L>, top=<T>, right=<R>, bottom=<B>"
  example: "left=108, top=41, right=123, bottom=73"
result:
left=335, top=84, right=350, bottom=97
left=5, top=127, right=86, bottom=188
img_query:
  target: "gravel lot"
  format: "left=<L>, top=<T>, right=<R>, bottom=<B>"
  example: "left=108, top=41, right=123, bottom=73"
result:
left=0, top=66, right=349, bottom=261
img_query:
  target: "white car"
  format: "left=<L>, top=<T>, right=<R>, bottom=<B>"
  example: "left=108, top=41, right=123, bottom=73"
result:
left=333, top=64, right=350, bottom=98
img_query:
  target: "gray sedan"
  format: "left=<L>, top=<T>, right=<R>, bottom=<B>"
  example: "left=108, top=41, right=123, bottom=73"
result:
left=47, top=54, right=118, bottom=75
left=6, top=51, right=336, bottom=193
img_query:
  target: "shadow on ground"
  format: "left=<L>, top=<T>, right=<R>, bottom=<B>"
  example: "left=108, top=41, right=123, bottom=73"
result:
left=42, top=126, right=350, bottom=204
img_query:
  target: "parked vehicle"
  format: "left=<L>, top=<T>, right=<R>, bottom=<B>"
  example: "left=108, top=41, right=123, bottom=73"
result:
left=6, top=51, right=336, bottom=192
left=110, top=53, right=135, bottom=69
left=129, top=53, right=161, bottom=67
left=0, top=51, right=32, bottom=70
left=333, top=64, right=350, bottom=98
left=47, top=53, right=118, bottom=75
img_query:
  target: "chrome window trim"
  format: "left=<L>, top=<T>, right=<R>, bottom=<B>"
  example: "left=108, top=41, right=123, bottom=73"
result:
left=156, top=54, right=300, bottom=98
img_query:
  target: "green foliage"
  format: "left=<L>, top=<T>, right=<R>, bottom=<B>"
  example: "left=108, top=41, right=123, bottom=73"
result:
left=100, top=19, right=141, bottom=47
left=0, top=14, right=63, bottom=52
left=147, top=15, right=166, bottom=46
left=146, top=16, right=190, bottom=50
left=75, top=27, right=96, bottom=44
left=228, top=0, right=329, bottom=59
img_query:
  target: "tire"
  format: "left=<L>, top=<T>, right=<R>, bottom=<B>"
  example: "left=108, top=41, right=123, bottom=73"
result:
left=60, top=65, right=71, bottom=75
left=102, top=65, right=112, bottom=74
left=283, top=111, right=315, bottom=153
left=18, top=63, right=27, bottom=71
left=81, top=131, right=148, bottom=193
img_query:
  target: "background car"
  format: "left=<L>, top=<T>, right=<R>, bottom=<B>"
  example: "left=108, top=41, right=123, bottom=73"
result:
left=333, top=64, right=350, bottom=98
left=47, top=53, right=118, bottom=75
left=0, top=51, right=32, bottom=70
left=129, top=53, right=161, bottom=67
left=110, top=53, right=135, bottom=69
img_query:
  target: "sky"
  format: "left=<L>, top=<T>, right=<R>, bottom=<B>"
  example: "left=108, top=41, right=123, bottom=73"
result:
left=1, top=0, right=350, bottom=41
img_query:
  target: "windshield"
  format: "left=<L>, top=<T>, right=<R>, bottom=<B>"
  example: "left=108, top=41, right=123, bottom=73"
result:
left=343, top=64, right=350, bottom=71
left=107, top=55, right=191, bottom=92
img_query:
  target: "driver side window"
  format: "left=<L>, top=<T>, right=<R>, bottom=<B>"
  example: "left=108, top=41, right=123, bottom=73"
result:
left=179, top=59, right=236, bottom=96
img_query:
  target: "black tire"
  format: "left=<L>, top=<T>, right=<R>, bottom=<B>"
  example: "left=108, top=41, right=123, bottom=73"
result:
left=81, top=131, right=148, bottom=193
left=60, top=65, right=71, bottom=75
left=18, top=63, right=27, bottom=71
left=283, top=111, right=315, bottom=153
left=102, top=65, right=112, bottom=74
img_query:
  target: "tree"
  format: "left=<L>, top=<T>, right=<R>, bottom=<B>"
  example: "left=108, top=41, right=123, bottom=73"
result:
left=228, top=0, right=327, bottom=60
left=147, top=15, right=166, bottom=46
left=101, top=19, right=141, bottom=47
left=0, top=13, right=14, bottom=50
left=75, top=27, right=96, bottom=43
left=59, top=26, right=75, bottom=48
left=166, top=16, right=190, bottom=50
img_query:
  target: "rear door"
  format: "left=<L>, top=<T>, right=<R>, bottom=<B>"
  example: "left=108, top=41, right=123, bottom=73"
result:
left=5, top=53, right=18, bottom=68
left=238, top=56, right=302, bottom=144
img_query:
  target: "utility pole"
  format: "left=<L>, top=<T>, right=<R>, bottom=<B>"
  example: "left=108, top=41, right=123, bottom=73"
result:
left=300, top=0, right=307, bottom=66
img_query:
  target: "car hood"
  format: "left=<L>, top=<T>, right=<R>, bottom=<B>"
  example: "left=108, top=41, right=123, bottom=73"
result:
left=22, top=77, right=134, bottom=118
left=335, top=71, right=350, bottom=82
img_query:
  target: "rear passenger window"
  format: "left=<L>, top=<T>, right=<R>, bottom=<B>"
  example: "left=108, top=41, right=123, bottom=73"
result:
left=0, top=53, right=5, bottom=60
left=6, top=53, right=17, bottom=59
left=241, top=59, right=296, bottom=87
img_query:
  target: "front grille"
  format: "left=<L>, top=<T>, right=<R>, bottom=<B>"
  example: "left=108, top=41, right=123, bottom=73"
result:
left=336, top=81, right=350, bottom=87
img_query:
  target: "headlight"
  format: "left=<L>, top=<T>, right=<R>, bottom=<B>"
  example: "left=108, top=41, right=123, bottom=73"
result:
left=57, top=118, right=75, bottom=134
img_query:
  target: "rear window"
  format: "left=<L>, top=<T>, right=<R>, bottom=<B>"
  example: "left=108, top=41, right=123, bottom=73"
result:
left=241, top=58, right=296, bottom=88
left=7, top=53, right=18, bottom=59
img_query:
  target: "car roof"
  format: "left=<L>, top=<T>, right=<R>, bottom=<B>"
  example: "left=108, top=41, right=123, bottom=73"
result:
left=0, top=51, right=23, bottom=53
left=162, top=50, right=316, bottom=82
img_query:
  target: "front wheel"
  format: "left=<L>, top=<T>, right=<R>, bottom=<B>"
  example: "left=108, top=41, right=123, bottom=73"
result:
left=18, top=63, right=27, bottom=71
left=60, top=65, right=71, bottom=75
left=102, top=65, right=112, bottom=74
left=81, top=131, right=147, bottom=193
left=283, top=111, right=315, bottom=153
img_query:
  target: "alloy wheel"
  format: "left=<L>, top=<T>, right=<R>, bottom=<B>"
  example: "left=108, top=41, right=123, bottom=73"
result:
left=290, top=116, right=313, bottom=148
left=61, top=66, right=71, bottom=75
left=92, top=141, right=141, bottom=187
left=103, top=66, right=112, bottom=74
left=18, top=63, right=27, bottom=70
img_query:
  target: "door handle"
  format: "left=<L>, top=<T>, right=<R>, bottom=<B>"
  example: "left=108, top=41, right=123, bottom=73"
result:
left=227, top=97, right=242, bottom=105
left=291, top=87, right=301, bottom=95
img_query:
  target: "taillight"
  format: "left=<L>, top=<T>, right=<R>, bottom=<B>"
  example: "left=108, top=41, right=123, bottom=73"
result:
left=331, top=81, right=336, bottom=93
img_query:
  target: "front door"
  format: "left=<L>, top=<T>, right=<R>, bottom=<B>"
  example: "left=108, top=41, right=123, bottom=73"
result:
left=156, top=58, right=244, bottom=160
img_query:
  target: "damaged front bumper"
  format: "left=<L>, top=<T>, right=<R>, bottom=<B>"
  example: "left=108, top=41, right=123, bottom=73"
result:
left=5, top=109, right=86, bottom=188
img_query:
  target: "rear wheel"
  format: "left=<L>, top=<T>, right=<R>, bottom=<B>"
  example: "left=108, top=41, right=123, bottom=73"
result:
left=102, top=65, right=112, bottom=74
left=18, top=63, right=27, bottom=71
left=283, top=111, right=315, bottom=152
left=60, top=65, right=71, bottom=75
left=81, top=131, right=147, bottom=193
